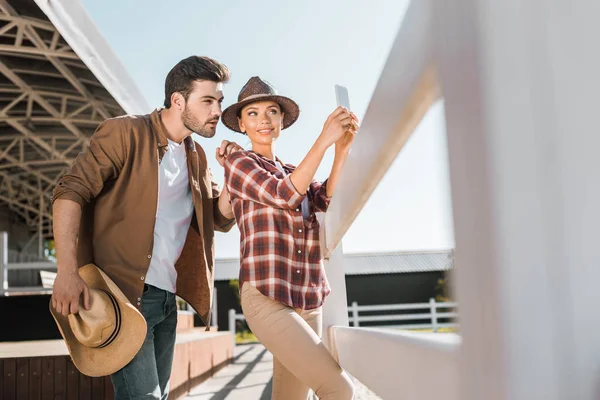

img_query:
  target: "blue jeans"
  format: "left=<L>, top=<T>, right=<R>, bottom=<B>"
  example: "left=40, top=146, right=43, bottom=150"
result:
left=110, top=284, right=178, bottom=399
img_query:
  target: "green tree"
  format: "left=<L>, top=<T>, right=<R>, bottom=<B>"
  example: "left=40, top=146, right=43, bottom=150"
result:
left=435, top=274, right=453, bottom=302
left=229, top=279, right=240, bottom=302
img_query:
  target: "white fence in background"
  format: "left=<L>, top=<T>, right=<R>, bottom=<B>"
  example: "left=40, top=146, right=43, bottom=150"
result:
left=349, top=299, right=458, bottom=331
left=228, top=298, right=458, bottom=338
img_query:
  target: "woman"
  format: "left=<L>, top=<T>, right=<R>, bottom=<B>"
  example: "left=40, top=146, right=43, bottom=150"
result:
left=222, top=76, right=358, bottom=399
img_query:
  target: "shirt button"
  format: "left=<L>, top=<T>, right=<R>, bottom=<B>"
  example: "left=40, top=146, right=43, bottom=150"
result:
left=137, top=302, right=141, bottom=306
left=137, top=297, right=141, bottom=301
left=147, top=255, right=152, bottom=259
left=297, top=250, right=301, bottom=254
left=298, top=229, right=303, bottom=233
left=141, top=276, right=145, bottom=281
left=296, top=208, right=300, bottom=212
left=296, top=270, right=300, bottom=274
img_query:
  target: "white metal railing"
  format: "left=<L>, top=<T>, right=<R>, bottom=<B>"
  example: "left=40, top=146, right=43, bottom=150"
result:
left=1, top=232, right=219, bottom=330
left=228, top=299, right=458, bottom=338
left=317, top=1, right=462, bottom=399
left=348, top=299, right=458, bottom=331
left=318, top=0, right=600, bottom=397
left=0, top=231, right=56, bottom=296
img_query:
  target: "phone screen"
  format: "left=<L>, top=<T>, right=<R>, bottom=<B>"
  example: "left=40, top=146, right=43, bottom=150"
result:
left=335, top=85, right=351, bottom=111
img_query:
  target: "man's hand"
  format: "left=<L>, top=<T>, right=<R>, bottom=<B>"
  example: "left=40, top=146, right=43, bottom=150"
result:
left=51, top=269, right=91, bottom=317
left=215, top=140, right=243, bottom=167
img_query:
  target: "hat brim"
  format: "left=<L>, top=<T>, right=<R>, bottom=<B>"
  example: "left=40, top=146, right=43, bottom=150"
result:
left=221, top=94, right=300, bottom=133
left=50, top=264, right=147, bottom=377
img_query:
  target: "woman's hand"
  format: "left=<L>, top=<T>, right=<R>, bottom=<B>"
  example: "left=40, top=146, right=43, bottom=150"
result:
left=317, top=107, right=357, bottom=149
left=335, top=113, right=359, bottom=156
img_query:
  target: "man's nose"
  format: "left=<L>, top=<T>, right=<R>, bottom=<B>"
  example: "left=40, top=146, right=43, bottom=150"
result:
left=213, top=103, right=223, bottom=117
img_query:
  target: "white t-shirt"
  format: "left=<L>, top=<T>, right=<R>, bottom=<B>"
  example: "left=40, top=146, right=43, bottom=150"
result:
left=146, top=139, right=194, bottom=293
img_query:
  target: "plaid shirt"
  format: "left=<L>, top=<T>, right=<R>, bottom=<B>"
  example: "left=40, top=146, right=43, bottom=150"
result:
left=224, top=150, right=331, bottom=310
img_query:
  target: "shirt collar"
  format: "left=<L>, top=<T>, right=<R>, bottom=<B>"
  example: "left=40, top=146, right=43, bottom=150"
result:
left=150, top=108, right=196, bottom=153
left=250, top=150, right=287, bottom=168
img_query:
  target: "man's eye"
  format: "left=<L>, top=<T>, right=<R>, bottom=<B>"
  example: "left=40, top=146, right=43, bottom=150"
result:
left=248, top=112, right=257, bottom=116
left=204, top=100, right=212, bottom=104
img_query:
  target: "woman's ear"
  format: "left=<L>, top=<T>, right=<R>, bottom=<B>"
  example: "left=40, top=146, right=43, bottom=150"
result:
left=280, top=112, right=285, bottom=128
left=238, top=117, right=246, bottom=133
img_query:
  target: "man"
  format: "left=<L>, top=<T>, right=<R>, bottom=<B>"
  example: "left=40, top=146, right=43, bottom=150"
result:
left=50, top=56, right=241, bottom=399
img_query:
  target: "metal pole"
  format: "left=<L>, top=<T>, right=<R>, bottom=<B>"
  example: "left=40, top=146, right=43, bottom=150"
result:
left=0, top=231, right=8, bottom=295
left=430, top=298, right=438, bottom=332
left=38, top=186, right=43, bottom=259
left=352, top=301, right=360, bottom=327
left=211, top=286, right=218, bottom=329
left=321, top=243, right=349, bottom=352
left=228, top=309, right=236, bottom=348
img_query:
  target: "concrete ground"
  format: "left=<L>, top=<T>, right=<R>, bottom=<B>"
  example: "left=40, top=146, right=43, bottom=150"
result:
left=184, top=343, right=382, bottom=400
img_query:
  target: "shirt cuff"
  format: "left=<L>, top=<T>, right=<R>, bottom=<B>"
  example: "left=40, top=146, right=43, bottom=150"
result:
left=282, top=175, right=306, bottom=209
left=51, top=187, right=86, bottom=208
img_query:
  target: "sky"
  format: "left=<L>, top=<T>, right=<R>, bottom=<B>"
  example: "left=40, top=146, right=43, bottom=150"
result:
left=80, top=0, right=455, bottom=258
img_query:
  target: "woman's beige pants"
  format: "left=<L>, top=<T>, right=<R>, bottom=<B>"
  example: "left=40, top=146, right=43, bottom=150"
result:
left=241, top=284, right=354, bottom=399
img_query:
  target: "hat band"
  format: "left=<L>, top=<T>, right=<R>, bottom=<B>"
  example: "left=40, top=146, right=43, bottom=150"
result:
left=239, top=93, right=276, bottom=102
left=94, top=290, right=122, bottom=349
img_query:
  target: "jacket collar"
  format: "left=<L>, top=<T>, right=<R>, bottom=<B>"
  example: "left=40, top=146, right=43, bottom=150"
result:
left=149, top=108, right=197, bottom=153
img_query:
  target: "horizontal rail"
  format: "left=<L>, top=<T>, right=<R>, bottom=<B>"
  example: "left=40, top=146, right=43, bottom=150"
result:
left=352, top=302, right=458, bottom=312
left=323, top=0, right=440, bottom=256
left=2, top=287, right=53, bottom=296
left=382, top=323, right=459, bottom=330
left=329, top=326, right=460, bottom=399
left=356, top=313, right=458, bottom=323
left=7, top=262, right=56, bottom=271
left=437, top=312, right=458, bottom=319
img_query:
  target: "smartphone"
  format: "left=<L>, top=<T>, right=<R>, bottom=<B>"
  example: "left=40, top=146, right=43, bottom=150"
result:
left=335, top=84, right=351, bottom=111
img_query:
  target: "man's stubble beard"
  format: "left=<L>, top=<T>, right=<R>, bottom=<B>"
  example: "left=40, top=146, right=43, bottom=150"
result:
left=182, top=105, right=217, bottom=138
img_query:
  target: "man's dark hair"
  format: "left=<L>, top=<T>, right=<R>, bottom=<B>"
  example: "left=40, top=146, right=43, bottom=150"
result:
left=163, top=56, right=230, bottom=108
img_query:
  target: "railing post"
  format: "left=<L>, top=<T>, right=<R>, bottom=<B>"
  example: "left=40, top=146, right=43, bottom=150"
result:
left=228, top=309, right=236, bottom=347
left=211, top=286, right=218, bottom=329
left=430, top=298, right=438, bottom=332
left=351, top=301, right=360, bottom=327
left=321, top=244, right=349, bottom=352
left=38, top=192, right=44, bottom=260
left=0, top=232, right=7, bottom=296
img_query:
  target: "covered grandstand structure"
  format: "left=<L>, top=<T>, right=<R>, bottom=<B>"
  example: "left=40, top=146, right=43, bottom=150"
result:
left=0, top=0, right=147, bottom=260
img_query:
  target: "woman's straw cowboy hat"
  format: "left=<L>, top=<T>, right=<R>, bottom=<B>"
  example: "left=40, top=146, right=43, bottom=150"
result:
left=50, top=264, right=147, bottom=377
left=222, top=76, right=300, bottom=133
